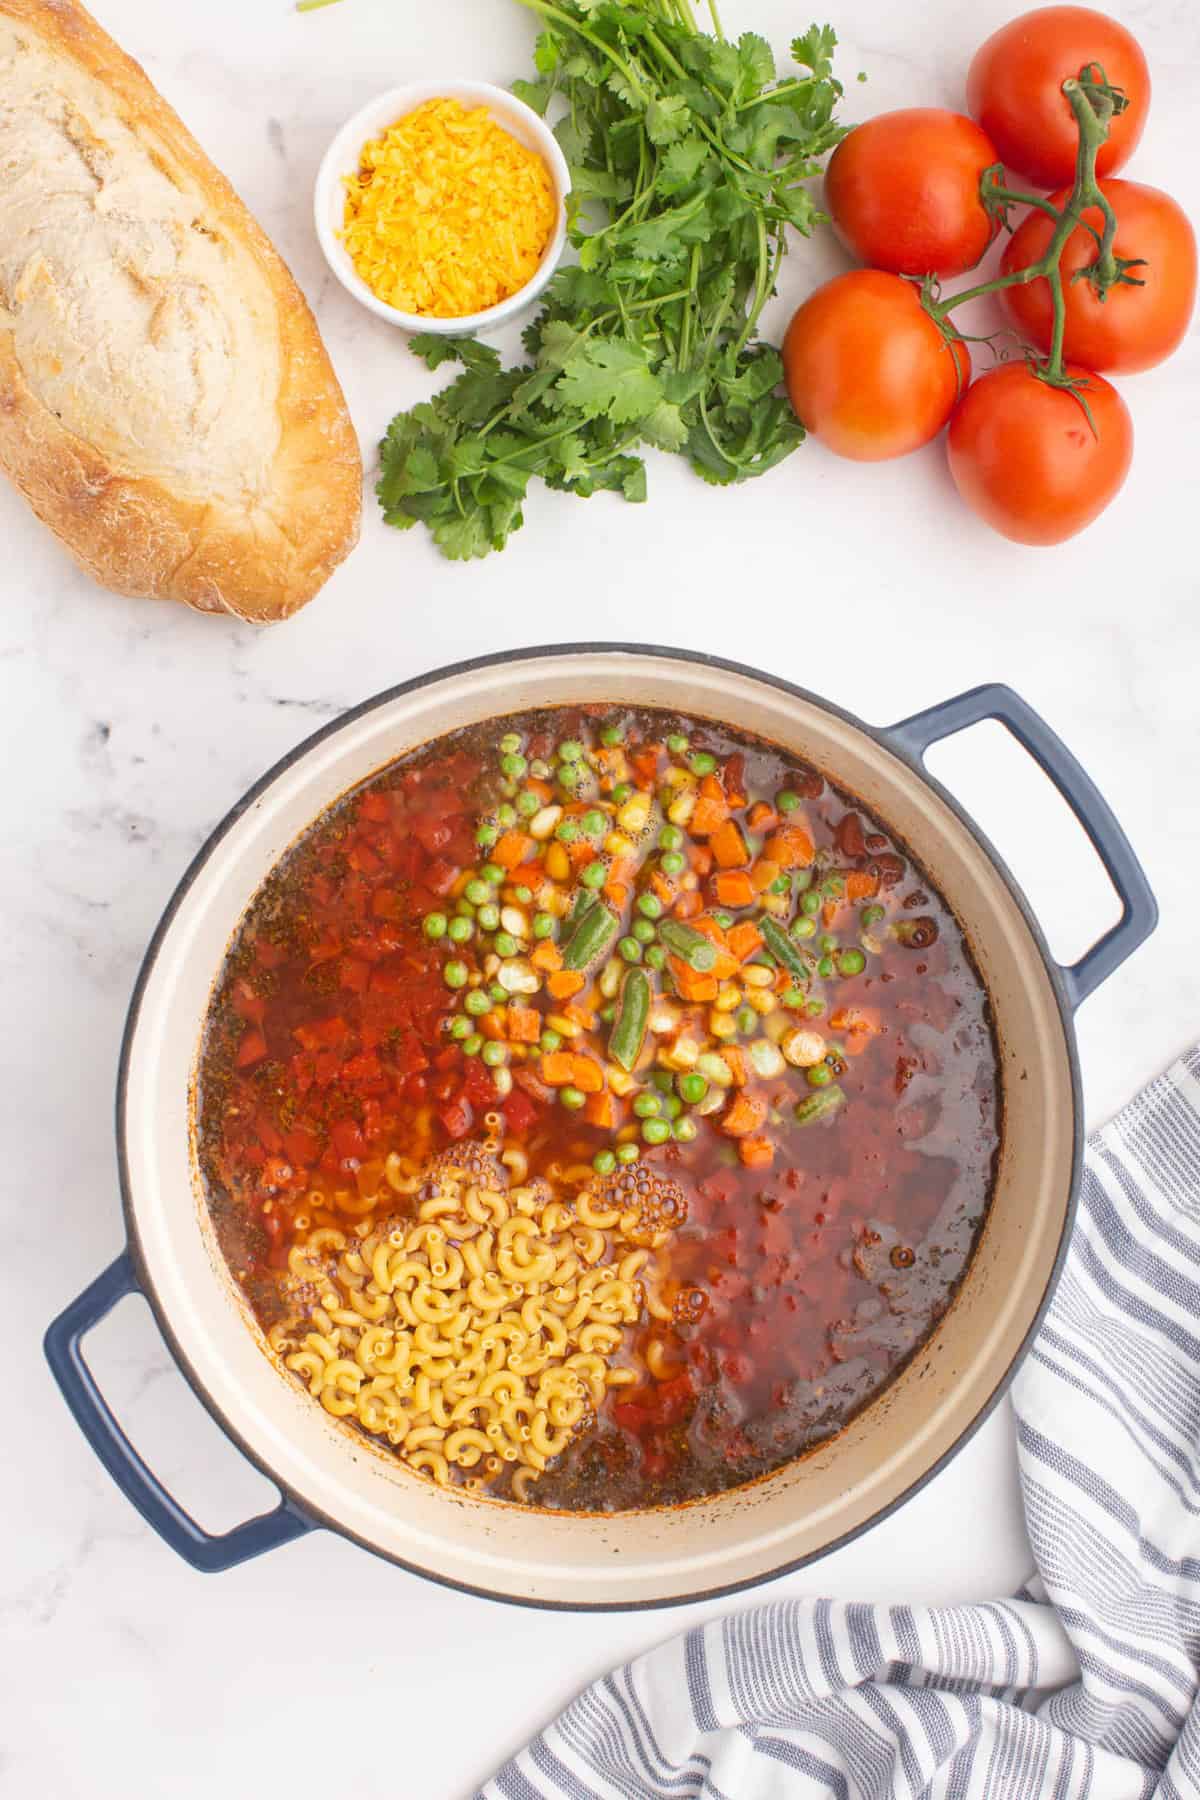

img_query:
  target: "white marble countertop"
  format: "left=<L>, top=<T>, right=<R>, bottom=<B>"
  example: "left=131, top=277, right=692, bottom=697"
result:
left=3, top=0, right=1198, bottom=1794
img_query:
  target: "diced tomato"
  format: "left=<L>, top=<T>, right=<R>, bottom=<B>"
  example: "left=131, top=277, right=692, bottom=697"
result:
left=236, top=1028, right=267, bottom=1068
left=437, top=1094, right=474, bottom=1140
left=293, top=1015, right=348, bottom=1052
left=339, top=957, right=371, bottom=994
left=462, top=1059, right=499, bottom=1107
left=283, top=1127, right=321, bottom=1166
left=424, top=857, right=459, bottom=896
left=329, top=1118, right=366, bottom=1162
left=414, top=816, right=453, bottom=855
left=253, top=936, right=286, bottom=970
left=502, top=1088, right=538, bottom=1136
left=358, top=791, right=392, bottom=823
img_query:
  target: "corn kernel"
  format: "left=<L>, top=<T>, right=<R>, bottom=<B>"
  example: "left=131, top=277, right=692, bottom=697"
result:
left=545, top=842, right=570, bottom=882
left=606, top=1066, right=636, bottom=1096
left=713, top=983, right=741, bottom=1013
left=546, top=1012, right=582, bottom=1038
left=617, top=791, right=652, bottom=835
left=667, top=791, right=696, bottom=827
left=598, top=960, right=623, bottom=1000
left=605, top=831, right=635, bottom=858
left=747, top=990, right=776, bottom=1016
left=659, top=1035, right=701, bottom=1071
left=709, top=1011, right=738, bottom=1040
left=782, top=1028, right=827, bottom=1068
left=742, top=963, right=774, bottom=988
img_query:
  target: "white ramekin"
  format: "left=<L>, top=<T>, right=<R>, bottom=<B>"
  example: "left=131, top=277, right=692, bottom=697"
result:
left=314, top=80, right=570, bottom=336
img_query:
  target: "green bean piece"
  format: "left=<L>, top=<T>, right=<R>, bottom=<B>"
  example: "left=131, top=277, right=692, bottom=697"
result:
left=593, top=1148, right=618, bottom=1174
left=560, top=1086, right=586, bottom=1110
left=837, top=949, right=866, bottom=977
left=609, top=967, right=651, bottom=1071
left=760, top=916, right=810, bottom=981
left=658, top=824, right=683, bottom=851
left=645, top=944, right=667, bottom=971
left=562, top=902, right=618, bottom=971
left=677, top=1073, right=708, bottom=1104
left=642, top=1118, right=671, bottom=1145
left=793, top=868, right=813, bottom=892
left=423, top=911, right=448, bottom=940
left=616, top=1142, right=640, bottom=1164
left=566, top=888, right=598, bottom=932
left=658, top=920, right=717, bottom=971
left=794, top=1084, right=845, bottom=1125
left=464, top=990, right=491, bottom=1018
left=633, top=1092, right=662, bottom=1119
left=689, top=751, right=716, bottom=776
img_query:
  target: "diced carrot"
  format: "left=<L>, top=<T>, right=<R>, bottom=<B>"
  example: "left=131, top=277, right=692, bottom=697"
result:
left=764, top=826, right=816, bottom=869
left=649, top=869, right=678, bottom=905
left=631, top=747, right=662, bottom=786
left=547, top=969, right=586, bottom=1000
left=738, top=1135, right=775, bottom=1168
left=710, top=819, right=749, bottom=870
left=507, top=1006, right=540, bottom=1044
left=584, top=1091, right=618, bottom=1130
left=480, top=1011, right=507, bottom=1041
left=567, top=1054, right=604, bottom=1094
left=721, top=1045, right=749, bottom=1086
left=237, top=1028, right=267, bottom=1068
left=564, top=1001, right=596, bottom=1031
left=750, top=858, right=780, bottom=893
left=531, top=940, right=563, bottom=973
left=540, top=1051, right=576, bottom=1086
left=690, top=844, right=714, bottom=877
left=714, top=870, right=755, bottom=908
left=674, top=890, right=704, bottom=920
left=699, top=773, right=725, bottom=803
left=569, top=839, right=597, bottom=870
left=493, top=830, right=534, bottom=871
left=719, top=1092, right=768, bottom=1138
left=843, top=1031, right=872, bottom=1057
left=604, top=882, right=629, bottom=910
left=669, top=958, right=718, bottom=1003
left=690, top=796, right=729, bottom=837
left=727, top=920, right=763, bottom=962
left=689, top=915, right=728, bottom=945
left=822, top=899, right=840, bottom=929
left=512, top=859, right=544, bottom=891
left=747, top=802, right=778, bottom=833
left=846, top=870, right=880, bottom=902
left=525, top=777, right=555, bottom=803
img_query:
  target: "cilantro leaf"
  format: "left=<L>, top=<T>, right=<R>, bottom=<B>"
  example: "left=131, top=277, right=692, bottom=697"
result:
left=791, top=23, right=838, bottom=82
left=644, top=94, right=690, bottom=145
left=552, top=339, right=663, bottom=425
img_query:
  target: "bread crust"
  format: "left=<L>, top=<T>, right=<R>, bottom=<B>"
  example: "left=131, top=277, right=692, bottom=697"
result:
left=0, top=0, right=361, bottom=622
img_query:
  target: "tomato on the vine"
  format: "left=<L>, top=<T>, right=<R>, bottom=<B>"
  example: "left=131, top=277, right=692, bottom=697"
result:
left=782, top=271, right=969, bottom=462
left=1001, top=179, right=1197, bottom=374
left=947, top=362, right=1132, bottom=544
left=967, top=6, right=1150, bottom=189
left=824, top=109, right=1001, bottom=278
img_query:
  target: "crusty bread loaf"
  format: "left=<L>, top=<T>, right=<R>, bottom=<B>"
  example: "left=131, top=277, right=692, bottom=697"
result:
left=0, top=0, right=361, bottom=621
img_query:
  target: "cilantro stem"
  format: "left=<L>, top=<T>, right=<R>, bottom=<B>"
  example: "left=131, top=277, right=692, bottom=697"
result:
left=705, top=0, right=725, bottom=39
left=511, top=0, right=650, bottom=102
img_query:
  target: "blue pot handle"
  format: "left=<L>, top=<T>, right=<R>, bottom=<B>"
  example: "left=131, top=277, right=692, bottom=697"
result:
left=44, top=1251, right=315, bottom=1572
left=886, top=683, right=1157, bottom=1010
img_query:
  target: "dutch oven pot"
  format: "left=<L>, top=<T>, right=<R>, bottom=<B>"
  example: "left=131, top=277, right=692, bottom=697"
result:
left=45, top=647, right=1156, bottom=1607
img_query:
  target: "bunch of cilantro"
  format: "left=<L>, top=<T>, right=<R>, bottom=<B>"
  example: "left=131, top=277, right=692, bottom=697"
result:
left=377, top=0, right=844, bottom=561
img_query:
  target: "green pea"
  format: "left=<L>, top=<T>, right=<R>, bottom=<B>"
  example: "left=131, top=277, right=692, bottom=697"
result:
left=495, top=933, right=520, bottom=958
left=465, top=990, right=492, bottom=1017
left=580, top=860, right=607, bottom=889
left=560, top=1085, right=586, bottom=1111
left=499, top=732, right=522, bottom=755
left=792, top=917, right=816, bottom=940
left=464, top=878, right=492, bottom=906
left=557, top=739, right=584, bottom=763
left=423, top=911, right=447, bottom=940
left=733, top=1005, right=755, bottom=1034
left=593, top=1148, right=618, bottom=1174
left=529, top=758, right=550, bottom=780
left=497, top=804, right=517, bottom=829
left=540, top=1029, right=562, bottom=1054
left=793, top=869, right=814, bottom=892
left=476, top=823, right=498, bottom=849
left=807, top=1062, right=834, bottom=1088
left=631, top=918, right=656, bottom=945
left=555, top=819, right=578, bottom=843
left=449, top=1015, right=472, bottom=1040
left=651, top=1071, right=674, bottom=1093
left=660, top=851, right=685, bottom=877
left=489, top=983, right=509, bottom=1004
left=500, top=753, right=527, bottom=779
left=460, top=1033, right=483, bottom=1058
left=513, top=884, right=533, bottom=905
left=533, top=912, right=555, bottom=940
left=820, top=934, right=837, bottom=954
left=661, top=1094, right=683, bottom=1121
left=611, top=782, right=633, bottom=805
left=837, top=949, right=866, bottom=977
left=636, top=893, right=662, bottom=920
left=678, top=1073, right=708, bottom=1104
left=689, top=752, right=716, bottom=776
left=658, top=824, right=683, bottom=851
left=667, top=733, right=689, bottom=754
left=642, top=1118, right=671, bottom=1145
left=645, top=944, right=667, bottom=971
left=777, top=790, right=800, bottom=813
left=802, top=891, right=822, bottom=916
left=633, top=1092, right=662, bottom=1119
left=616, top=1142, right=640, bottom=1165
left=444, top=961, right=469, bottom=989
left=517, top=790, right=540, bottom=818
left=558, top=763, right=582, bottom=791
left=619, top=937, right=643, bottom=963
left=582, top=809, right=606, bottom=836
left=861, top=904, right=885, bottom=927
left=480, top=864, right=503, bottom=886
left=481, top=1041, right=507, bottom=1068
left=447, top=916, right=473, bottom=944
left=770, top=875, right=791, bottom=895
left=600, top=724, right=624, bottom=747
left=600, top=1002, right=617, bottom=1023
left=712, top=910, right=735, bottom=931
left=806, top=998, right=826, bottom=1017
left=817, top=955, right=835, bottom=978
left=455, top=898, right=476, bottom=919
left=781, top=987, right=807, bottom=1009
left=821, top=874, right=846, bottom=899
left=672, top=1116, right=698, bottom=1143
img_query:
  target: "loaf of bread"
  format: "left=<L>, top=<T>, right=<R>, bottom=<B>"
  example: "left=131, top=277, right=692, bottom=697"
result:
left=0, top=0, right=361, bottom=621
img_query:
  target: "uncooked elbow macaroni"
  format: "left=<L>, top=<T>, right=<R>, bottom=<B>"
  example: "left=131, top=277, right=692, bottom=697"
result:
left=272, top=1146, right=682, bottom=1502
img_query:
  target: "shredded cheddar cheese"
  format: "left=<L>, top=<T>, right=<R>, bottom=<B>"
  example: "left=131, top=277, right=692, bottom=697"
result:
left=342, top=98, right=557, bottom=318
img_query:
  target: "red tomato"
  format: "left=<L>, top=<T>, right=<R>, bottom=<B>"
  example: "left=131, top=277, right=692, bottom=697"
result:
left=967, top=7, right=1150, bottom=189
left=782, top=271, right=969, bottom=462
left=947, top=362, right=1132, bottom=544
left=824, top=109, right=1000, bottom=277
left=1001, top=180, right=1197, bottom=374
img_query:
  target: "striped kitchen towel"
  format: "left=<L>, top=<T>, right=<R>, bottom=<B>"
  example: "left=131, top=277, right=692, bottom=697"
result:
left=481, top=1046, right=1200, bottom=1800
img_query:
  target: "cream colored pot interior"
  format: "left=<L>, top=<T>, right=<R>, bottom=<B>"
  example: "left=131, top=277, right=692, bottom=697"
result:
left=123, top=653, right=1075, bottom=1605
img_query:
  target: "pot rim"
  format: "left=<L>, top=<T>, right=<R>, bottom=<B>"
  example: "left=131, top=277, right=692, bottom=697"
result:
left=115, top=643, right=1083, bottom=1610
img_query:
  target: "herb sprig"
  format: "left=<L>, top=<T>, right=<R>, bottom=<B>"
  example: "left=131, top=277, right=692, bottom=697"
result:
left=377, top=1, right=844, bottom=559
